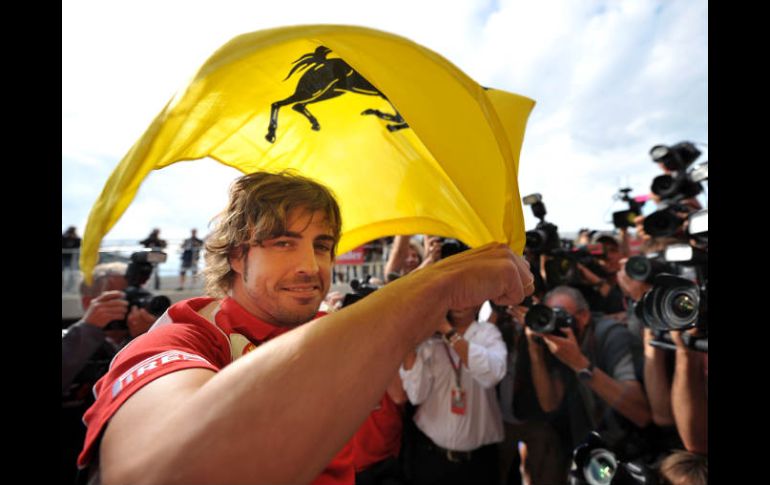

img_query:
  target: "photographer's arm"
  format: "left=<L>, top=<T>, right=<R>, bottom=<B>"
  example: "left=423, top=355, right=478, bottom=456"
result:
left=577, top=263, right=612, bottom=298
left=100, top=243, right=534, bottom=485
left=670, top=331, right=708, bottom=455
left=62, top=291, right=129, bottom=392
left=643, top=328, right=675, bottom=426
left=384, top=235, right=412, bottom=276
left=542, top=328, right=651, bottom=428
left=525, top=327, right=564, bottom=412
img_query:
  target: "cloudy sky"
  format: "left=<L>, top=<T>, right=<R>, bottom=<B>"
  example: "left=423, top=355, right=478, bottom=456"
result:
left=62, top=0, right=707, bottom=246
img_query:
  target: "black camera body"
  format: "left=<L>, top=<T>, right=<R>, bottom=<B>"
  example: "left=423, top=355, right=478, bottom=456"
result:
left=624, top=254, right=677, bottom=284
left=523, top=193, right=609, bottom=290
left=612, top=188, right=646, bottom=230
left=105, top=250, right=171, bottom=331
left=439, top=238, right=470, bottom=259
left=341, top=276, right=379, bottom=308
left=525, top=304, right=575, bottom=336
left=633, top=273, right=707, bottom=352
left=644, top=141, right=707, bottom=238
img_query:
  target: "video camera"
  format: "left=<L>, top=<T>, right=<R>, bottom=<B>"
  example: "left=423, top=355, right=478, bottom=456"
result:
left=612, top=188, right=646, bottom=230
left=438, top=238, right=470, bottom=259
left=569, top=432, right=659, bottom=485
left=644, top=141, right=708, bottom=238
left=632, top=244, right=708, bottom=353
left=105, top=250, right=172, bottom=331
left=523, top=193, right=609, bottom=289
left=341, top=276, right=380, bottom=308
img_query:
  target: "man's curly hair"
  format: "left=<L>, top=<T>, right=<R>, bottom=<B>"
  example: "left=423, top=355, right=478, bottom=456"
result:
left=203, top=171, right=342, bottom=298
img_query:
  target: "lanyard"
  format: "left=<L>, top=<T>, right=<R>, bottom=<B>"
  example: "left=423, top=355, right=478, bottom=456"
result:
left=442, top=342, right=463, bottom=389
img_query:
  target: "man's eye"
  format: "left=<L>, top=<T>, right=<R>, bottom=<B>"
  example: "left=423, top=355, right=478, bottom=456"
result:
left=315, top=243, right=332, bottom=252
left=274, top=240, right=293, bottom=247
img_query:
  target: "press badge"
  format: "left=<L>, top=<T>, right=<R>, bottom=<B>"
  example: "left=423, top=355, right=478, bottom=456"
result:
left=451, top=388, right=467, bottom=415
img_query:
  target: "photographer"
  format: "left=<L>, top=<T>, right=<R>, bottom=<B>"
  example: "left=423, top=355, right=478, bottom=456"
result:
left=574, top=234, right=626, bottom=318
left=525, top=286, right=651, bottom=463
left=61, top=262, right=157, bottom=485
left=61, top=263, right=157, bottom=393
left=400, top=304, right=507, bottom=485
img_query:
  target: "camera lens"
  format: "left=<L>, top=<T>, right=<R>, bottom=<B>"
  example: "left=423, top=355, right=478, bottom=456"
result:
left=625, top=256, right=651, bottom=281
left=525, top=304, right=554, bottom=333
left=672, top=293, right=696, bottom=318
left=643, top=209, right=683, bottom=238
left=584, top=449, right=617, bottom=485
left=661, top=287, right=699, bottom=330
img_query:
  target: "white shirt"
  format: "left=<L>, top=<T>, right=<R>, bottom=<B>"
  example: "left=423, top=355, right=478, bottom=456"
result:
left=399, top=320, right=507, bottom=451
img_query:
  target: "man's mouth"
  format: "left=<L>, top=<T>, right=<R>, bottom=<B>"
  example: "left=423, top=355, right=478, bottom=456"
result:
left=282, top=285, right=321, bottom=296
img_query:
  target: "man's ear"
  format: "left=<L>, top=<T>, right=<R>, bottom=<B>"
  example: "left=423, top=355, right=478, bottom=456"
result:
left=229, top=246, right=246, bottom=276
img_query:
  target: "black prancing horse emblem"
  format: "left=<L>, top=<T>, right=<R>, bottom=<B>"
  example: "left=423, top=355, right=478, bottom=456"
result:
left=265, top=46, right=409, bottom=143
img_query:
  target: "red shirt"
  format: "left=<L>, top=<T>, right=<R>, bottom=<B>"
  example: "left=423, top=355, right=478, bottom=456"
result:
left=78, top=296, right=354, bottom=484
left=351, top=392, right=404, bottom=471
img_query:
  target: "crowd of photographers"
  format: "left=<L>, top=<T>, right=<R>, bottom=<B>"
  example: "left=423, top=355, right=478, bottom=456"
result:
left=326, top=141, right=708, bottom=485
left=61, top=141, right=707, bottom=485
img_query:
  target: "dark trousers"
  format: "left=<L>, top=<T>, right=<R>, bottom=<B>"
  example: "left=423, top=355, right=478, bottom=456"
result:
left=355, top=456, right=407, bottom=485
left=409, top=426, right=499, bottom=485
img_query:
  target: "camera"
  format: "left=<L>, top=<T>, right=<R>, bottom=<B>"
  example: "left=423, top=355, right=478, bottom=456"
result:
left=643, top=141, right=707, bottom=238
left=612, top=188, right=646, bottom=230
left=624, top=254, right=678, bottom=284
left=341, top=276, right=380, bottom=308
left=523, top=194, right=610, bottom=290
left=649, top=141, right=701, bottom=172
left=439, top=238, right=470, bottom=259
left=525, top=304, right=575, bottom=336
left=105, top=250, right=172, bottom=331
left=523, top=193, right=561, bottom=253
left=634, top=273, right=707, bottom=352
left=569, top=432, right=659, bottom=485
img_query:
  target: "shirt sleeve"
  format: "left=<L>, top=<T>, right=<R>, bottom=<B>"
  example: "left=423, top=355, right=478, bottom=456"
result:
left=465, top=322, right=508, bottom=388
left=77, top=321, right=227, bottom=469
left=62, top=321, right=107, bottom=393
left=399, top=342, right=433, bottom=405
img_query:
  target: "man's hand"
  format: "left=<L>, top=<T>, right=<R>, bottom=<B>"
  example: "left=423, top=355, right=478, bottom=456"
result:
left=417, top=236, right=443, bottom=269
left=126, top=306, right=157, bottom=338
left=539, top=327, right=589, bottom=371
left=403, top=242, right=533, bottom=345
left=82, top=291, right=129, bottom=328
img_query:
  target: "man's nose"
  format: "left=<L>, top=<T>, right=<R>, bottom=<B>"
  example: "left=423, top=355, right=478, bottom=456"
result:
left=295, top=244, right=320, bottom=274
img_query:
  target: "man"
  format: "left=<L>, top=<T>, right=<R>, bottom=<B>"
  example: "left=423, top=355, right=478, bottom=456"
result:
left=77, top=171, right=534, bottom=485
left=525, top=286, right=651, bottom=462
left=575, top=234, right=626, bottom=317
left=400, top=305, right=507, bottom=485
left=62, top=226, right=82, bottom=290
left=177, top=228, right=204, bottom=290
left=62, top=262, right=156, bottom=485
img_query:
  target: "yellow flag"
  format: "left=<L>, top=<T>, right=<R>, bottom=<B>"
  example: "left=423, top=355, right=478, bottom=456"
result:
left=79, top=25, right=535, bottom=283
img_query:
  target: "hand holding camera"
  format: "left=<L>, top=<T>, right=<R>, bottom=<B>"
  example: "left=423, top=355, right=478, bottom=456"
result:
left=83, top=290, right=129, bottom=329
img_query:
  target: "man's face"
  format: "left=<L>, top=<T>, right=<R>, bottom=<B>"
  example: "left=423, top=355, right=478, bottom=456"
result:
left=448, top=305, right=481, bottom=327
left=404, top=247, right=421, bottom=273
left=230, top=209, right=335, bottom=327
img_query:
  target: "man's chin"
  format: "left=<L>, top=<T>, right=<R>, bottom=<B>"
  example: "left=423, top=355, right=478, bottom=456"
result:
left=273, top=303, right=323, bottom=327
